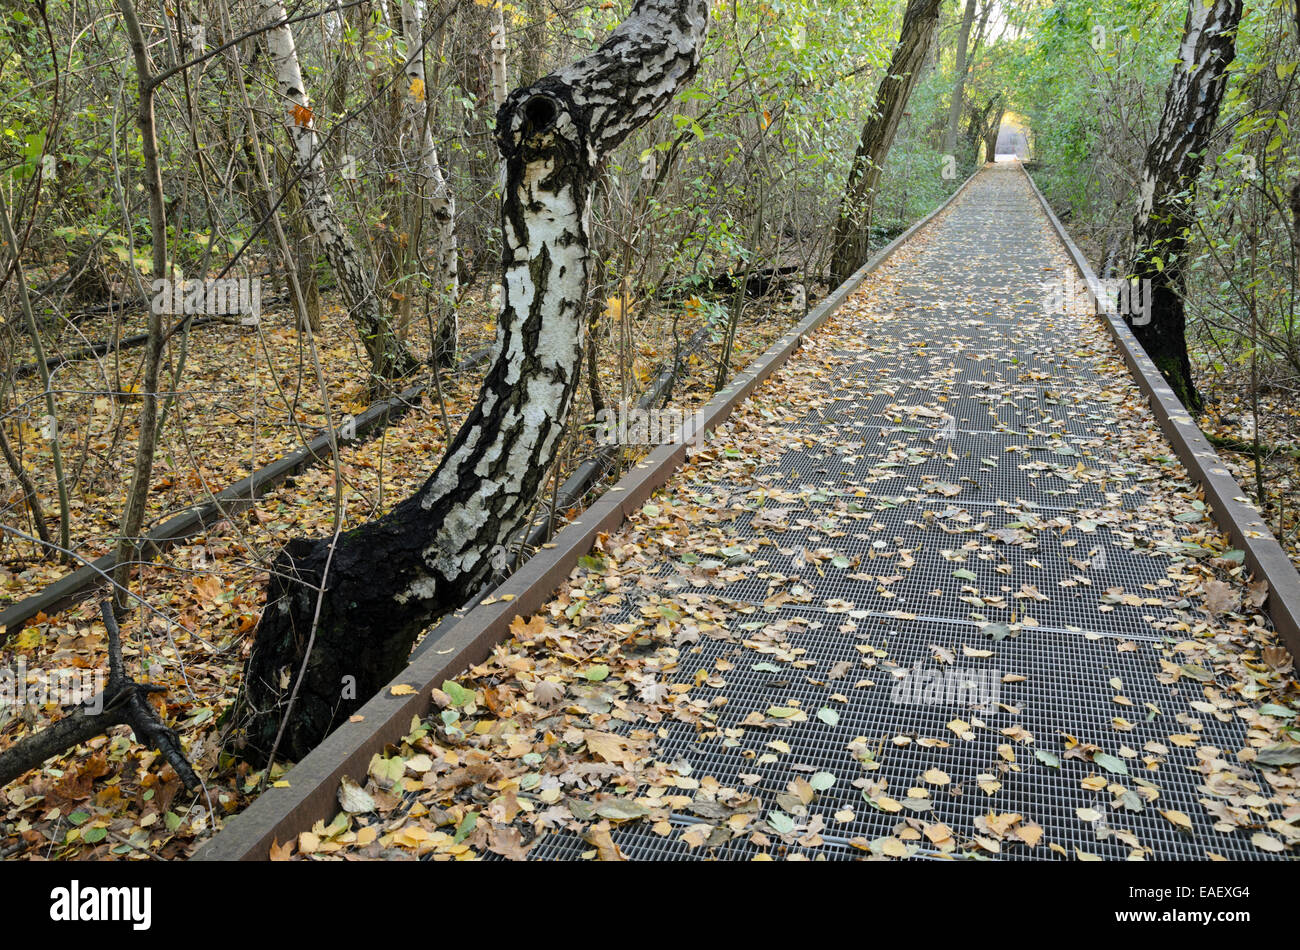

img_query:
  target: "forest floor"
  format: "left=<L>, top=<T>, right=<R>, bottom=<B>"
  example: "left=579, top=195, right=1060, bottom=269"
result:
left=1194, top=375, right=1300, bottom=575
left=272, top=165, right=1298, bottom=861
left=0, top=265, right=812, bottom=858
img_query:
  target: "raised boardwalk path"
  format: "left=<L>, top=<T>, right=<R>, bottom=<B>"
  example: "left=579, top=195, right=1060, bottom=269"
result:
left=282, top=166, right=1297, bottom=861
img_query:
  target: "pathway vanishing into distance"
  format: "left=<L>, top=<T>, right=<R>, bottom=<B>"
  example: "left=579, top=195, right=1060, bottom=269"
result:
left=318, top=165, right=1295, bottom=861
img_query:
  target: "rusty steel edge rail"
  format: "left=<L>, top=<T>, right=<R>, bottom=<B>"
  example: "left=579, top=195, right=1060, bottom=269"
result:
left=1021, top=164, right=1300, bottom=656
left=189, top=169, right=980, bottom=862
left=0, top=350, right=491, bottom=635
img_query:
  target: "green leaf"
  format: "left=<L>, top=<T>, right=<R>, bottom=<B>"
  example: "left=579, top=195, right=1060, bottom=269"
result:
left=817, top=707, right=840, bottom=727
left=453, top=811, right=478, bottom=843
left=1179, top=664, right=1214, bottom=683
left=595, top=799, right=649, bottom=820
left=585, top=665, right=610, bottom=682
left=442, top=680, right=474, bottom=706
left=1258, top=704, right=1296, bottom=720
left=767, top=810, right=796, bottom=835
left=1035, top=749, right=1060, bottom=768
left=82, top=827, right=107, bottom=844
left=952, top=569, right=977, bottom=581
left=984, top=623, right=1012, bottom=641
left=809, top=771, right=836, bottom=791
left=1256, top=745, right=1300, bottom=767
left=1093, top=752, right=1129, bottom=776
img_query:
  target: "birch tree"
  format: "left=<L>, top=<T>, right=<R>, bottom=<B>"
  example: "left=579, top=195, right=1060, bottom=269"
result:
left=400, top=0, right=459, bottom=363
left=260, top=0, right=420, bottom=379
left=490, top=0, right=509, bottom=109
left=236, top=0, right=711, bottom=764
left=829, top=0, right=943, bottom=284
left=1126, top=0, right=1242, bottom=411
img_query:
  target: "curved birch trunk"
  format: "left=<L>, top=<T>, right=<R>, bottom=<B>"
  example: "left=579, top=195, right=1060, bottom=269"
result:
left=1126, top=0, right=1241, bottom=412
left=829, top=0, right=943, bottom=285
left=400, top=1, right=460, bottom=364
left=260, top=0, right=419, bottom=379
left=236, top=0, right=710, bottom=764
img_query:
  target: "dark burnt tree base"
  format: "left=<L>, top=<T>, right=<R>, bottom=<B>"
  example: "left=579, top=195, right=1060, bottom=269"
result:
left=234, top=0, right=710, bottom=766
left=1125, top=0, right=1242, bottom=413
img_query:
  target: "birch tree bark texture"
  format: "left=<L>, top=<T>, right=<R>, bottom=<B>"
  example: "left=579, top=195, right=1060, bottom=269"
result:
left=260, top=0, right=420, bottom=380
left=1126, top=0, right=1242, bottom=412
left=235, top=0, right=710, bottom=765
left=400, top=0, right=460, bottom=364
left=829, top=0, right=943, bottom=285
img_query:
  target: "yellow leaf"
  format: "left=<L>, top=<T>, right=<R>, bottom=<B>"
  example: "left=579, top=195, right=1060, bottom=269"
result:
left=585, top=821, right=626, bottom=861
left=879, top=837, right=908, bottom=857
left=1015, top=823, right=1044, bottom=848
left=409, top=77, right=426, bottom=100
left=1251, top=832, right=1284, bottom=853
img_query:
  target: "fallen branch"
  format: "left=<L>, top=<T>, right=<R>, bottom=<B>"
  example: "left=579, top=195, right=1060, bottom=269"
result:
left=0, top=601, right=198, bottom=790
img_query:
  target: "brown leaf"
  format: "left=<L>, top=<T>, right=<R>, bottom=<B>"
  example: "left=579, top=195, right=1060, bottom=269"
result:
left=1202, top=579, right=1239, bottom=614
left=584, top=821, right=626, bottom=861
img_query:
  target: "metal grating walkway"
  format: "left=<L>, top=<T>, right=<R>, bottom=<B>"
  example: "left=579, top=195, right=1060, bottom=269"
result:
left=334, top=166, right=1298, bottom=862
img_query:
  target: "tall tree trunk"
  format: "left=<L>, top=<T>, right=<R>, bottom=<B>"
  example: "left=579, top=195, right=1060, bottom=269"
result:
left=490, top=0, right=509, bottom=109
left=259, top=0, right=419, bottom=380
left=111, top=0, right=168, bottom=607
left=942, top=0, right=976, bottom=157
left=829, top=0, right=943, bottom=285
left=982, top=99, right=1004, bottom=162
left=273, top=151, right=322, bottom=332
left=235, top=0, right=710, bottom=765
left=1126, top=0, right=1242, bottom=412
left=400, top=0, right=460, bottom=364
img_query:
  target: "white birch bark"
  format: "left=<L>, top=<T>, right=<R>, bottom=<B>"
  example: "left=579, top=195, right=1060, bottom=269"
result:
left=260, top=0, right=418, bottom=377
left=490, top=0, right=509, bottom=109
left=241, top=0, right=711, bottom=762
left=400, top=0, right=460, bottom=361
